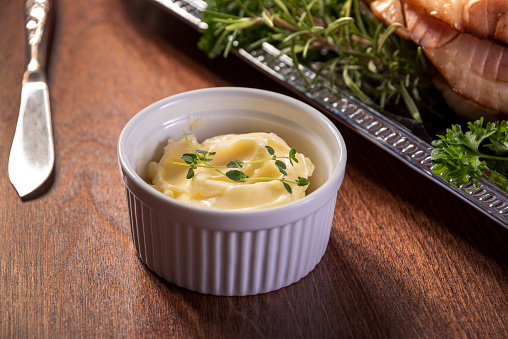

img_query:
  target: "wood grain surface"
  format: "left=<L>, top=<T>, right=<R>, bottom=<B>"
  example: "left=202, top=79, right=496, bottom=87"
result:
left=1, top=0, right=507, bottom=337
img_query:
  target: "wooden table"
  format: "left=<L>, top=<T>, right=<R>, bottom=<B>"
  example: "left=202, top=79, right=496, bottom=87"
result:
left=1, top=0, right=507, bottom=337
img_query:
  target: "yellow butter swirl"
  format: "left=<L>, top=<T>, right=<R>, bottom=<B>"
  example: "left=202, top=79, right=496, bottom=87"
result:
left=147, top=132, right=314, bottom=210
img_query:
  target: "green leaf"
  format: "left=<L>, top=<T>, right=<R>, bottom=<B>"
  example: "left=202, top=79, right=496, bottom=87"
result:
left=275, top=160, right=286, bottom=169
left=324, top=17, right=354, bottom=37
left=464, top=118, right=496, bottom=152
left=376, top=23, right=401, bottom=56
left=181, top=153, right=197, bottom=164
left=342, top=67, right=368, bottom=102
left=223, top=27, right=238, bottom=57
left=227, top=160, right=243, bottom=168
left=400, top=84, right=422, bottom=124
left=283, top=30, right=311, bottom=43
left=485, top=121, right=508, bottom=154
left=275, top=160, right=287, bottom=176
left=310, top=26, right=324, bottom=33
left=261, top=10, right=274, bottom=28
left=196, top=150, right=214, bottom=155
left=265, top=145, right=275, bottom=156
left=272, top=0, right=290, bottom=16
left=297, top=177, right=309, bottom=186
left=289, top=148, right=298, bottom=164
left=226, top=170, right=246, bottom=182
left=367, top=60, right=377, bottom=73
left=186, top=168, right=195, bottom=179
left=202, top=9, right=241, bottom=21
left=302, top=37, right=316, bottom=59
left=225, top=19, right=258, bottom=31
left=227, top=160, right=239, bottom=168
left=283, top=182, right=292, bottom=194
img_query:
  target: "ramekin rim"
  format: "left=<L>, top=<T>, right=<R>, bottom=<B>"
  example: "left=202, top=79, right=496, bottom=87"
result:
left=118, top=87, right=346, bottom=224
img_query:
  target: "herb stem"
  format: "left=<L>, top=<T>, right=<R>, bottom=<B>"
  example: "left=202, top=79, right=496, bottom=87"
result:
left=183, top=132, right=200, bottom=157
left=241, top=156, right=292, bottom=165
left=172, top=162, right=229, bottom=169
left=271, top=16, right=336, bottom=51
left=244, top=177, right=298, bottom=184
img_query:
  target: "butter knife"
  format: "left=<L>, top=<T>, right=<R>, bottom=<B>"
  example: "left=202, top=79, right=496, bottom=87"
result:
left=9, top=0, right=54, bottom=198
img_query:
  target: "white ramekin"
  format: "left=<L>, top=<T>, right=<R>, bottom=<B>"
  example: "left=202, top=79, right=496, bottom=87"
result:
left=118, top=87, right=347, bottom=296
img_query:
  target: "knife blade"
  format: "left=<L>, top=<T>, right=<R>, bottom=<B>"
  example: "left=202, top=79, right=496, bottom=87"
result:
left=9, top=0, right=54, bottom=198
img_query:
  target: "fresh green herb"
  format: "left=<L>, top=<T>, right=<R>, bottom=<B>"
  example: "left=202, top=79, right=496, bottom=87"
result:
left=198, top=0, right=434, bottom=126
left=431, top=118, right=508, bottom=190
left=174, top=132, right=310, bottom=194
left=198, top=1, right=508, bottom=191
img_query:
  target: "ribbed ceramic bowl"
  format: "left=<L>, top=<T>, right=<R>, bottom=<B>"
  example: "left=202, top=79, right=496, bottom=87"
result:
left=118, top=87, right=347, bottom=296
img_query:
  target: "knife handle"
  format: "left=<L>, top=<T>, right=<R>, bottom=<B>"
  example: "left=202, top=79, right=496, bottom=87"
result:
left=9, top=0, right=55, bottom=198
left=24, top=0, right=52, bottom=77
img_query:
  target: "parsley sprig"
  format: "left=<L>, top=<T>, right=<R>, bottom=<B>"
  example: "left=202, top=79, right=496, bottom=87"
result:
left=431, top=118, right=508, bottom=189
left=174, top=132, right=310, bottom=194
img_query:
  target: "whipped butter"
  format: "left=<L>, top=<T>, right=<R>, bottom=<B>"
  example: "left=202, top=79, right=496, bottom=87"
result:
left=147, top=132, right=314, bottom=210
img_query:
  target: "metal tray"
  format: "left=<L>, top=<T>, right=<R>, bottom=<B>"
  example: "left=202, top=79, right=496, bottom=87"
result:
left=148, top=0, right=508, bottom=228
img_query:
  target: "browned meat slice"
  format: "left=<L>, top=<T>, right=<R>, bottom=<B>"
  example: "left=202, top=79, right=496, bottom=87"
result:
left=369, top=0, right=411, bottom=39
left=370, top=0, right=508, bottom=117
left=404, top=3, right=508, bottom=113
left=405, top=0, right=508, bottom=45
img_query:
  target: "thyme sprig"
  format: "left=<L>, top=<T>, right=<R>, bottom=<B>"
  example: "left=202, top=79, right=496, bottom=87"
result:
left=198, top=0, right=431, bottom=124
left=174, top=132, right=310, bottom=194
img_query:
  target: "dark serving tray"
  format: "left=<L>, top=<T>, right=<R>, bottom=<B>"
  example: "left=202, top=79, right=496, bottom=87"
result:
left=143, top=0, right=508, bottom=229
